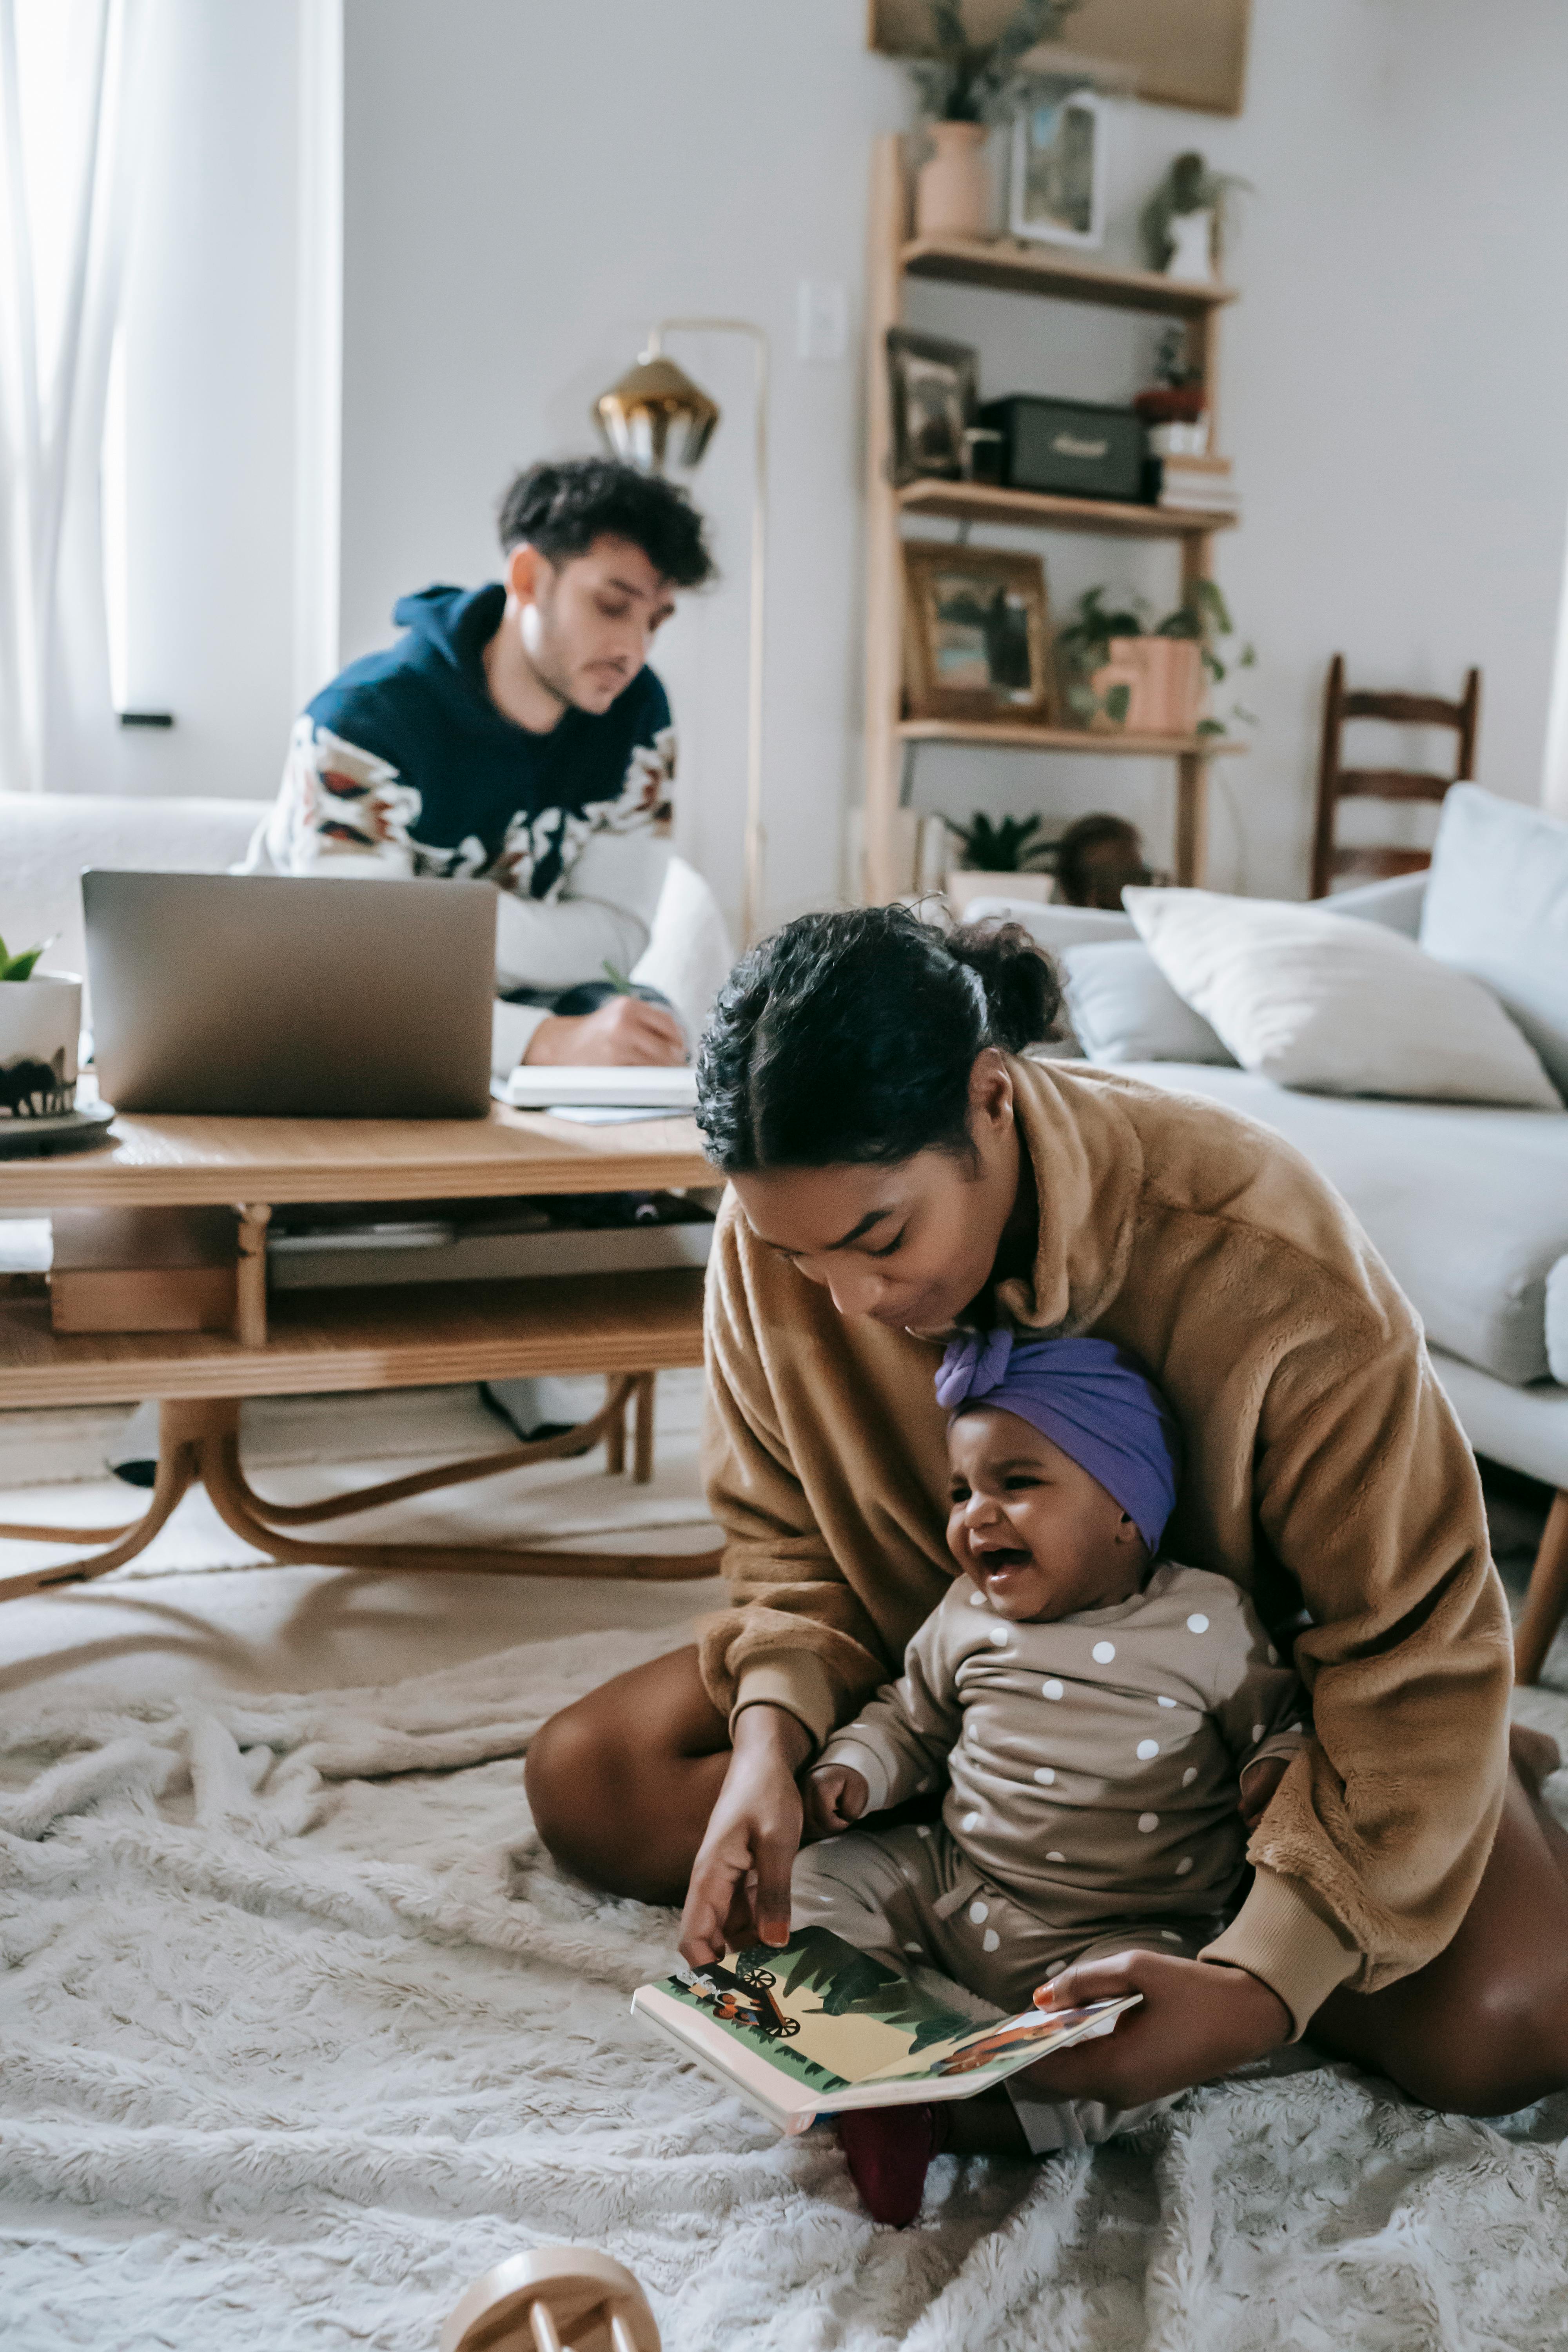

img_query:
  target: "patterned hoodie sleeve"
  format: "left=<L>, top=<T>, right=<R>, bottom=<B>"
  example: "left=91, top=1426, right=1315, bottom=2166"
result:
left=251, top=719, right=424, bottom=877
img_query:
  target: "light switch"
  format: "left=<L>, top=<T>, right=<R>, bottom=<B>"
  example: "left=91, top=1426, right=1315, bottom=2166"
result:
left=797, top=278, right=848, bottom=363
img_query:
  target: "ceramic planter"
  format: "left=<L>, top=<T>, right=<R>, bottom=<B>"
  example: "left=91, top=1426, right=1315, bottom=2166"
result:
left=0, top=974, right=81, bottom=1118
left=915, top=121, right=991, bottom=240
left=1089, top=637, right=1207, bottom=736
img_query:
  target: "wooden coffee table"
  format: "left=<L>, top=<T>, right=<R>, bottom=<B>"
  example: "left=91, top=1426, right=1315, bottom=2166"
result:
left=0, top=1105, right=720, bottom=1601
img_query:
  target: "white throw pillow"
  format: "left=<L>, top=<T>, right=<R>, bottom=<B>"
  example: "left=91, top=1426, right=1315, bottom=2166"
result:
left=1420, top=784, right=1568, bottom=1099
left=1060, top=940, right=1236, bottom=1066
left=1122, top=886, right=1563, bottom=1107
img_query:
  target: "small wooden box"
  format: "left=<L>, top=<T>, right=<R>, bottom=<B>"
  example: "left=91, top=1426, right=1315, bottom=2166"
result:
left=50, top=1208, right=239, bottom=1335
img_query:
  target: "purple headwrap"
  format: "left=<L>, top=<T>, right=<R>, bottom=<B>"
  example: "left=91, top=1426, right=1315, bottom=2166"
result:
left=936, top=1330, right=1181, bottom=1555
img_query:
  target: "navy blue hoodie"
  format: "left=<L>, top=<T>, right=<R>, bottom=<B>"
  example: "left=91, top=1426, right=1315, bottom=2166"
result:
left=300, top=583, right=673, bottom=900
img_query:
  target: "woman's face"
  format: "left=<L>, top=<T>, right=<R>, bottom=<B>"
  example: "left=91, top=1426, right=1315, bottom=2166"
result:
left=728, top=1053, right=1021, bottom=1332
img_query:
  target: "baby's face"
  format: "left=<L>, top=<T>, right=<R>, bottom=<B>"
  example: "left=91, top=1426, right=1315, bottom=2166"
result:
left=946, top=1405, right=1148, bottom=1621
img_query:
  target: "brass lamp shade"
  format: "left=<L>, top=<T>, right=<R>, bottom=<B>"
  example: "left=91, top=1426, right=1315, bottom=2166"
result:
left=593, top=353, right=720, bottom=474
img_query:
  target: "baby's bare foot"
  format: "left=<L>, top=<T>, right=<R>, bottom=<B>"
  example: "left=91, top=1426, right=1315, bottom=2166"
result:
left=1510, top=1720, right=1563, bottom=1798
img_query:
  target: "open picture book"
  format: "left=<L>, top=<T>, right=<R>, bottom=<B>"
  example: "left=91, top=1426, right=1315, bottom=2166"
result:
left=632, top=1927, right=1140, bottom=2136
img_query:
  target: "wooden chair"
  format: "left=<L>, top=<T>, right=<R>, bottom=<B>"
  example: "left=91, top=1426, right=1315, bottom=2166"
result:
left=1309, top=656, right=1481, bottom=899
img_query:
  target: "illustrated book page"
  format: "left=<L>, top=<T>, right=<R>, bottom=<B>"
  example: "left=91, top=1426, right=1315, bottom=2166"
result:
left=632, top=1927, right=1139, bottom=2135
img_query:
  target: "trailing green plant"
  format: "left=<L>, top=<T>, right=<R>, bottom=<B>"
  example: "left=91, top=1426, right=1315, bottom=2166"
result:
left=1054, top=582, right=1255, bottom=732
left=1055, top=587, right=1145, bottom=725
left=907, top=0, right=1081, bottom=123
left=0, top=931, right=51, bottom=982
left=1156, top=579, right=1258, bottom=732
left=945, top=810, right=1056, bottom=873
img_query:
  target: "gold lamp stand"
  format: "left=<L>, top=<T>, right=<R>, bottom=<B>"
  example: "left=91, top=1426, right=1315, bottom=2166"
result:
left=595, top=318, right=769, bottom=945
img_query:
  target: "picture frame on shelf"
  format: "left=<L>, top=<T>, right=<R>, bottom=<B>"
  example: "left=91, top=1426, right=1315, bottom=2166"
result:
left=903, top=544, right=1056, bottom=724
left=887, top=328, right=979, bottom=484
left=1009, top=87, right=1107, bottom=249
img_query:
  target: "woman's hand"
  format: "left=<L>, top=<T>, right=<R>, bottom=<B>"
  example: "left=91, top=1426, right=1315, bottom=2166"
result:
left=803, top=1763, right=869, bottom=1840
left=678, top=1705, right=812, bottom=1968
left=1019, top=1950, right=1292, bottom=2109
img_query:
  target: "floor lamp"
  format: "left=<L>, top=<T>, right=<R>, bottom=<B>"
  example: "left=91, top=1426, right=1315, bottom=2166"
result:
left=594, top=319, right=769, bottom=946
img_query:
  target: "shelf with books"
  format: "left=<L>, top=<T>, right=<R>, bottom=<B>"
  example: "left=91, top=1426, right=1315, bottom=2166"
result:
left=897, top=479, right=1237, bottom=542
left=898, top=719, right=1248, bottom=758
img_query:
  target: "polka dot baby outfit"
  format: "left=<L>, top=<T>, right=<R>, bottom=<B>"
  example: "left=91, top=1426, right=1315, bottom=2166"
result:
left=793, top=1561, right=1306, bottom=2023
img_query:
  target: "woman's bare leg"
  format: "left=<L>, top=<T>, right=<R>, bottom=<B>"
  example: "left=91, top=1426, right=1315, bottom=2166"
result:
left=532, top=1663, right=1568, bottom=2119
left=524, top=1645, right=728, bottom=1901
left=1313, top=1755, right=1568, bottom=2114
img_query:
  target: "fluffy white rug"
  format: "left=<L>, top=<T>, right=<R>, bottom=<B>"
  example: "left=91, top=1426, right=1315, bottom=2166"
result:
left=3, top=1628, right=1568, bottom=2352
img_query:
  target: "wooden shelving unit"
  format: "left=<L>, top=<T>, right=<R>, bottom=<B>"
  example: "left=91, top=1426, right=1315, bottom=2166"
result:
left=900, top=719, right=1248, bottom=757
left=862, top=136, right=1245, bottom=901
left=897, top=478, right=1236, bottom=542
left=901, top=235, right=1238, bottom=317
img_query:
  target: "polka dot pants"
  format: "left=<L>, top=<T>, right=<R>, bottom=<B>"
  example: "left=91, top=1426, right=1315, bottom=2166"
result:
left=791, top=1819, right=1222, bottom=2153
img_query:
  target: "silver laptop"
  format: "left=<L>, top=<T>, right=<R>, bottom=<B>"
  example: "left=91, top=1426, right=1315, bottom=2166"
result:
left=83, top=871, right=497, bottom=1118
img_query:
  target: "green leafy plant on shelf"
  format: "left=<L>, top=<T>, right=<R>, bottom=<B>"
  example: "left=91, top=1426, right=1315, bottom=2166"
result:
left=1054, top=582, right=1256, bottom=734
left=907, top=0, right=1081, bottom=122
left=0, top=932, right=51, bottom=982
left=946, top=810, right=1056, bottom=873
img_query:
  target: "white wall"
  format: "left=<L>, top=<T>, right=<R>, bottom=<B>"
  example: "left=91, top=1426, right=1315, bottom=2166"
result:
left=89, top=0, right=303, bottom=803
left=338, top=0, right=904, bottom=933
left=902, top=0, right=1568, bottom=893
left=106, top=0, right=1568, bottom=903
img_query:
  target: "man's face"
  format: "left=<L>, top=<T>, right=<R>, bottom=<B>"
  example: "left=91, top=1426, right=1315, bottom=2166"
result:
left=510, top=534, right=676, bottom=715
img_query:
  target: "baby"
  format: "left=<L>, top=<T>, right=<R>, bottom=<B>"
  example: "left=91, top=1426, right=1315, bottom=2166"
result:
left=793, top=1330, right=1306, bottom=2216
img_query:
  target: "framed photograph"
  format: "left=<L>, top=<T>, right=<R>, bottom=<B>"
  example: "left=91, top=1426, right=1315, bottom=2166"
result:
left=887, top=328, right=978, bottom=485
left=1009, top=88, right=1108, bottom=248
left=903, top=545, right=1056, bottom=724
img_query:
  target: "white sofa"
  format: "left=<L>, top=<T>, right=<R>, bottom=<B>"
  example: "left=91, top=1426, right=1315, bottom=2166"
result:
left=0, top=791, right=733, bottom=1049
left=973, top=825, right=1568, bottom=1679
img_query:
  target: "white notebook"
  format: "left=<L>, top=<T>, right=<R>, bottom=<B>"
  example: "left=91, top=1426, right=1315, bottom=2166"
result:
left=495, top=1064, right=699, bottom=1113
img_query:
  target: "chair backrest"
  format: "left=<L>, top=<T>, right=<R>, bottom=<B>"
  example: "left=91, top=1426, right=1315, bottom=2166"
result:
left=1309, top=655, right=1480, bottom=899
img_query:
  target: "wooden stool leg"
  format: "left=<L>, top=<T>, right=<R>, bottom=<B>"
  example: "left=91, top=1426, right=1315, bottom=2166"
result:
left=606, top=1377, right=627, bottom=1476
left=1514, top=1489, right=1568, bottom=1686
left=633, top=1372, right=655, bottom=1485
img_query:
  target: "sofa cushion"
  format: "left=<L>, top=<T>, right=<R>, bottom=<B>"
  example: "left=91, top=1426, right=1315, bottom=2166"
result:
left=1118, top=1060, right=1568, bottom=1386
left=1123, top=885, right=1562, bottom=1108
left=1060, top=939, right=1235, bottom=1066
left=1548, top=1257, right=1568, bottom=1388
left=0, top=793, right=270, bottom=1020
left=1420, top=783, right=1568, bottom=1099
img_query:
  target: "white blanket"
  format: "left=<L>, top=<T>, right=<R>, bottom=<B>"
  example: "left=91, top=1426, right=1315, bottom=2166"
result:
left=3, top=1628, right=1566, bottom=2352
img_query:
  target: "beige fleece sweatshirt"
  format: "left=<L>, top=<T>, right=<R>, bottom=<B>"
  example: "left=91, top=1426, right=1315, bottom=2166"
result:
left=698, top=1056, right=1513, bottom=2036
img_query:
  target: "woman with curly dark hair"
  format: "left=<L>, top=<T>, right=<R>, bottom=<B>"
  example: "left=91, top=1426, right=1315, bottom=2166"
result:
left=527, top=904, right=1568, bottom=2150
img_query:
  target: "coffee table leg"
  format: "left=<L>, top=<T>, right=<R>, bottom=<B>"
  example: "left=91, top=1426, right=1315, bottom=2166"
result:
left=0, top=1399, right=219, bottom=1600
left=234, top=1204, right=272, bottom=1346
left=633, top=1372, right=655, bottom=1485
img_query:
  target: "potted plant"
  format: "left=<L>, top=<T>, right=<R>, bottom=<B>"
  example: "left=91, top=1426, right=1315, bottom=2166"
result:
left=1056, top=581, right=1254, bottom=738
left=0, top=933, right=79, bottom=1120
left=945, top=809, right=1057, bottom=913
left=906, top=0, right=1080, bottom=239
left=1139, top=151, right=1251, bottom=284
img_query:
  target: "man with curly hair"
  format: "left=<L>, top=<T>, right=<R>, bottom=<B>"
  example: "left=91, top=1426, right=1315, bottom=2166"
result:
left=247, top=457, right=715, bottom=1071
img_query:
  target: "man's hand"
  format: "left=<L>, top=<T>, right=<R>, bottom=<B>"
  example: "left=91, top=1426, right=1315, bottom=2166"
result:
left=525, top=996, right=686, bottom=1067
left=1238, top=1752, right=1291, bottom=1829
left=803, top=1763, right=869, bottom=1841
left=678, top=1705, right=812, bottom=1969
left=1020, top=1949, right=1291, bottom=2109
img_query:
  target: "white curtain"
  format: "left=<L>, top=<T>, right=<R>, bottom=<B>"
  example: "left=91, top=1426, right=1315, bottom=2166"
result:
left=0, top=0, right=145, bottom=795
